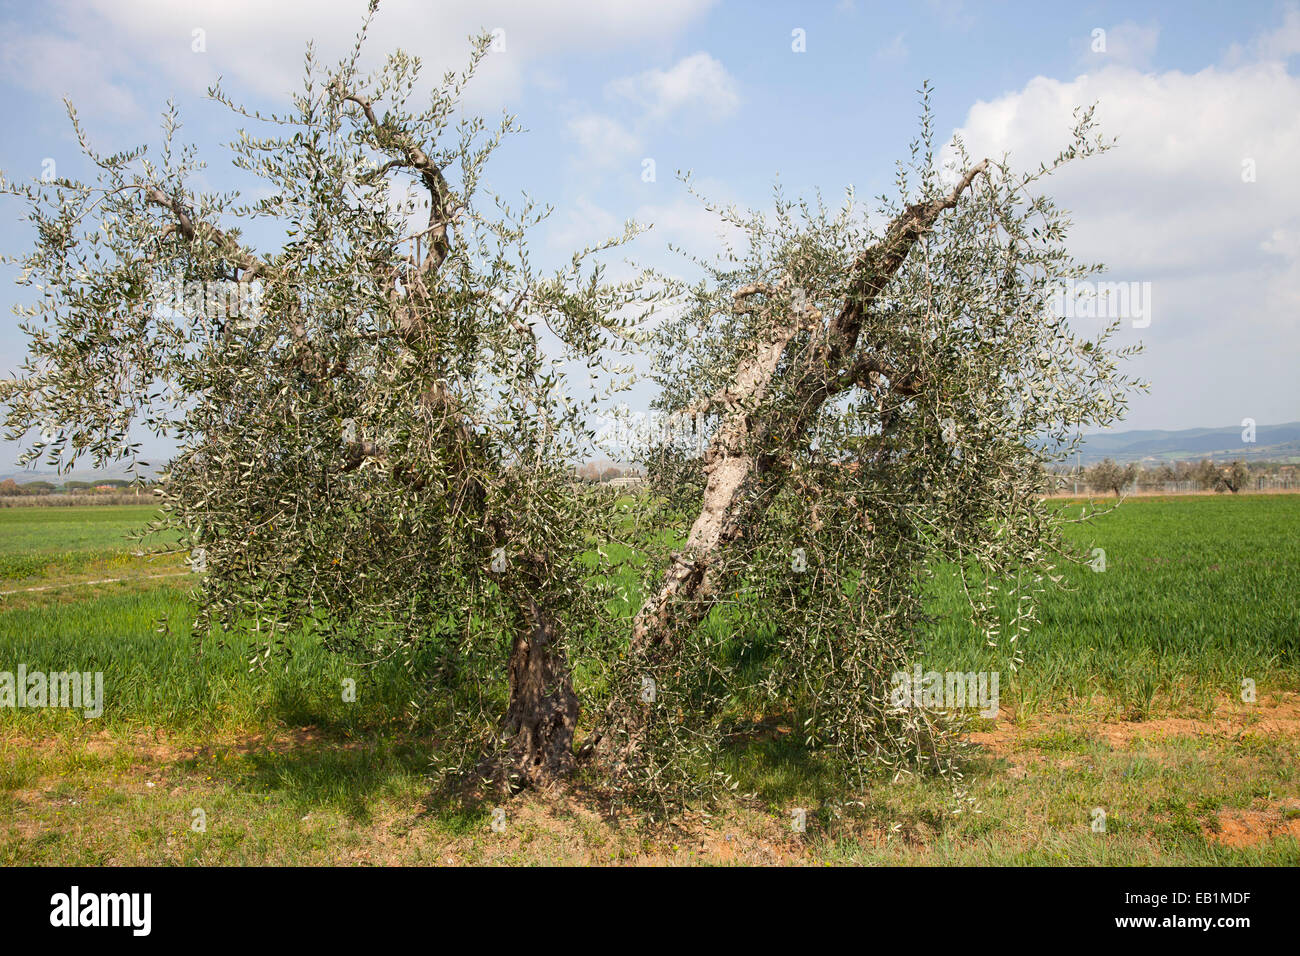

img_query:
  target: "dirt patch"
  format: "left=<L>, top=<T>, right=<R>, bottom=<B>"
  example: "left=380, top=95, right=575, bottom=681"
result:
left=286, top=794, right=808, bottom=867
left=969, top=692, right=1300, bottom=760
left=433, top=800, right=807, bottom=866
left=967, top=718, right=1027, bottom=757
left=1205, top=800, right=1300, bottom=848
left=1093, top=694, right=1300, bottom=748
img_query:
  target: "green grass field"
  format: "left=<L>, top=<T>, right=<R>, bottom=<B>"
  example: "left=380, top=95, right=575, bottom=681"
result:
left=0, top=504, right=182, bottom=583
left=925, top=495, right=1300, bottom=714
left=1, top=497, right=1297, bottom=865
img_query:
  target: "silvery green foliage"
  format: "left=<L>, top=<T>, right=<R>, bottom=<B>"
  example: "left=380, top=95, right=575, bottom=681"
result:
left=2, top=21, right=1141, bottom=812
left=0, top=20, right=652, bottom=780
left=610, top=90, right=1143, bottom=802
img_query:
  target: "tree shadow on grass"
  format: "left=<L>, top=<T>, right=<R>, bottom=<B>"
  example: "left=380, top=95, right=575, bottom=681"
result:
left=718, top=718, right=1002, bottom=824
left=173, top=728, right=435, bottom=824
left=246, top=738, right=432, bottom=822
left=718, top=727, right=850, bottom=810
left=162, top=669, right=503, bottom=828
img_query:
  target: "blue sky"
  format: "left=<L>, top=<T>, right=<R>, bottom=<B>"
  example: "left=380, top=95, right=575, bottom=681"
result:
left=1, top=0, right=1298, bottom=470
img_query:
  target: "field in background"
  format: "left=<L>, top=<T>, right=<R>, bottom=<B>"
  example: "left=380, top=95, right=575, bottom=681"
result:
left=926, top=495, right=1300, bottom=714
left=1, top=497, right=1297, bottom=865
left=0, top=505, right=181, bottom=585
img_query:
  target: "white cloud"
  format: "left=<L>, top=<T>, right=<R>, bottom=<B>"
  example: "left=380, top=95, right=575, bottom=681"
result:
left=546, top=196, right=624, bottom=254
left=567, top=114, right=641, bottom=167
left=948, top=64, right=1300, bottom=277
left=945, top=47, right=1300, bottom=429
left=923, top=0, right=975, bottom=31
left=549, top=193, right=741, bottom=263
left=10, top=0, right=718, bottom=114
left=634, top=196, right=746, bottom=256
left=565, top=52, right=740, bottom=177
left=607, top=52, right=740, bottom=122
left=0, top=30, right=145, bottom=121
left=874, top=33, right=909, bottom=67
left=1227, top=2, right=1300, bottom=63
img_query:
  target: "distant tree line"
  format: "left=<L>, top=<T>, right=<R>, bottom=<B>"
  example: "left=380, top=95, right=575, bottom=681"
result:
left=0, top=477, right=159, bottom=498
left=571, top=463, right=644, bottom=485
left=1049, top=458, right=1294, bottom=496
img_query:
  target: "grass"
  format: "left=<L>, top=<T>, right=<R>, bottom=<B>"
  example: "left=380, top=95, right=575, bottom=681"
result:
left=0, top=585, right=433, bottom=736
left=4, top=706, right=1296, bottom=865
left=0, top=504, right=182, bottom=582
left=924, top=495, right=1300, bottom=716
left=1, top=495, right=1298, bottom=864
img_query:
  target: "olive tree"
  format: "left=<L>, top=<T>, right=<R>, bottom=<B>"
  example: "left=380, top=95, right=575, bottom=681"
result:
left=1086, top=458, right=1137, bottom=496
left=0, top=13, right=650, bottom=789
left=1197, top=459, right=1250, bottom=494
left=587, top=92, right=1143, bottom=800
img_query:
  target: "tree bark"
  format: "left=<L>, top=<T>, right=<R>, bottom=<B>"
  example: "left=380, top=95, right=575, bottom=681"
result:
left=499, top=595, right=579, bottom=790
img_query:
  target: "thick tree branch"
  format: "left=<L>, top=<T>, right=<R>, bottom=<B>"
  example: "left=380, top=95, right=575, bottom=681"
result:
left=829, top=351, right=924, bottom=397
left=342, top=91, right=456, bottom=275
left=620, top=160, right=988, bottom=672
left=594, top=163, right=988, bottom=764
left=145, top=187, right=265, bottom=281
left=828, top=159, right=988, bottom=368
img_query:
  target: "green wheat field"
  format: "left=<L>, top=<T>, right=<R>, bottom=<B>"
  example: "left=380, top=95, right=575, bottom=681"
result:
left=2, top=496, right=1297, bottom=865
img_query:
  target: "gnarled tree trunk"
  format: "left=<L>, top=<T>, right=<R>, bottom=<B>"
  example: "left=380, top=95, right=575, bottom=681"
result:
left=500, top=596, right=579, bottom=790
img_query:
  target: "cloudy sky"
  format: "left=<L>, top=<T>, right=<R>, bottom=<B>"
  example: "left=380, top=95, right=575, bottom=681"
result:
left=1, top=0, right=1297, bottom=469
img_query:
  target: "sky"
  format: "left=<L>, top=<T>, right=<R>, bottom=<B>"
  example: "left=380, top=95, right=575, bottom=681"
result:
left=0, top=0, right=1297, bottom=471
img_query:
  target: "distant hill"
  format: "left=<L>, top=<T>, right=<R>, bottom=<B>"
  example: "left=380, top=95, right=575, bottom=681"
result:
left=0, top=463, right=159, bottom=485
left=0, top=433, right=172, bottom=484
left=1073, top=422, right=1300, bottom=465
